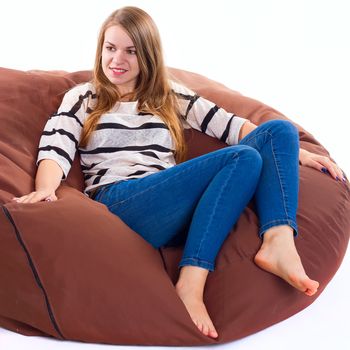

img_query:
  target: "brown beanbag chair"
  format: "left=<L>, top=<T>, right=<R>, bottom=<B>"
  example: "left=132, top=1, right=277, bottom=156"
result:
left=0, top=67, right=349, bottom=346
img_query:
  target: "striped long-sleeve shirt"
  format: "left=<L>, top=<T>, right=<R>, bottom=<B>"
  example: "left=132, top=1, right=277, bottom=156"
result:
left=36, top=80, right=247, bottom=196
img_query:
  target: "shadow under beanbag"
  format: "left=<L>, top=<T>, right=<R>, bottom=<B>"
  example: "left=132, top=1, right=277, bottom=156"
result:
left=0, top=67, right=349, bottom=346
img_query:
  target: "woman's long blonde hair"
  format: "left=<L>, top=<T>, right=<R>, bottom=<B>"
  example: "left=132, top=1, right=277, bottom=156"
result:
left=79, top=6, right=187, bottom=163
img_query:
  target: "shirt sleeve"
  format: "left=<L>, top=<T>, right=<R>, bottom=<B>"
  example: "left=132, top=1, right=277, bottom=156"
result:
left=170, top=80, right=247, bottom=145
left=36, top=84, right=93, bottom=180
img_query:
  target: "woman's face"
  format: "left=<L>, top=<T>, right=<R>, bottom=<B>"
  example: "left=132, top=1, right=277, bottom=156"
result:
left=101, top=25, right=140, bottom=97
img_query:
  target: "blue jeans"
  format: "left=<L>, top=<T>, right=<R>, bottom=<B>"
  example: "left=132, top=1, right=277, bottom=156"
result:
left=93, top=120, right=299, bottom=271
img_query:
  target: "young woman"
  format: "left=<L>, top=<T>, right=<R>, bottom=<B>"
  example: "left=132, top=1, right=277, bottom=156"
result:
left=13, top=6, right=345, bottom=339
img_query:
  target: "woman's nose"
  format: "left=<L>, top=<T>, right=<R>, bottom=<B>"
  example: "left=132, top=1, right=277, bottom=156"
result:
left=112, top=49, right=125, bottom=63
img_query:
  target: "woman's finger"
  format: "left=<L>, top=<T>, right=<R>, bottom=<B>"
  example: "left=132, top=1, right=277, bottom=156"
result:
left=13, top=195, right=28, bottom=203
left=322, top=164, right=341, bottom=181
left=303, top=154, right=345, bottom=182
left=316, top=159, right=344, bottom=181
left=12, top=191, right=56, bottom=204
left=15, top=192, right=40, bottom=204
left=303, top=159, right=324, bottom=172
left=22, top=193, right=37, bottom=204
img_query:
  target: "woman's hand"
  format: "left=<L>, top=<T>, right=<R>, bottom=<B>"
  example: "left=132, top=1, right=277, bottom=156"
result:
left=299, top=148, right=346, bottom=182
left=12, top=189, right=57, bottom=204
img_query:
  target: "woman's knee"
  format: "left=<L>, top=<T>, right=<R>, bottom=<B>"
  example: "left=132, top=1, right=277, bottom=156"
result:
left=264, top=119, right=299, bottom=138
left=230, top=145, right=263, bottom=175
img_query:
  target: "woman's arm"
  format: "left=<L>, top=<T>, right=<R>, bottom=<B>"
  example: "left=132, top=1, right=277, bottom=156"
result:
left=238, top=121, right=257, bottom=141
left=238, top=121, right=345, bottom=181
left=12, top=159, right=63, bottom=203
left=171, top=81, right=246, bottom=145
left=12, top=85, right=91, bottom=204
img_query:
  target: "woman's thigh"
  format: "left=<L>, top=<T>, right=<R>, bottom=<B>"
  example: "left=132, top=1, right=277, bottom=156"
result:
left=95, top=145, right=251, bottom=248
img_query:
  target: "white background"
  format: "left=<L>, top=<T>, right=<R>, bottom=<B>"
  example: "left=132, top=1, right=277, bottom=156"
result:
left=0, top=0, right=349, bottom=349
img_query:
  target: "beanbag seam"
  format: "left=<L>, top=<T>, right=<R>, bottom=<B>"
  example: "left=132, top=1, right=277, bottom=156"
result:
left=2, top=205, right=65, bottom=339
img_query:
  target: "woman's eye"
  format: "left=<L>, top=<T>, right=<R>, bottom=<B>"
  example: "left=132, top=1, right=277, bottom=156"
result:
left=127, top=50, right=137, bottom=55
left=106, top=46, right=115, bottom=51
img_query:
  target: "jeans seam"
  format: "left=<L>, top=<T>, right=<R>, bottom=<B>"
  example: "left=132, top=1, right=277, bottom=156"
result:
left=270, top=134, right=291, bottom=222
left=179, top=257, right=214, bottom=270
left=243, top=128, right=293, bottom=231
left=241, top=130, right=271, bottom=147
left=260, top=218, right=295, bottom=224
left=94, top=184, right=110, bottom=201
left=260, top=219, right=298, bottom=236
left=194, top=153, right=238, bottom=260
left=260, top=219, right=296, bottom=228
left=107, top=149, right=237, bottom=211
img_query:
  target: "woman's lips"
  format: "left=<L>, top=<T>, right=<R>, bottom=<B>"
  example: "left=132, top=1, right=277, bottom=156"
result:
left=111, top=68, right=127, bottom=76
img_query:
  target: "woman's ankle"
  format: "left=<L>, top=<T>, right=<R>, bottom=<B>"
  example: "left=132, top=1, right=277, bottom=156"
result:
left=263, top=225, right=294, bottom=242
left=176, top=266, right=209, bottom=297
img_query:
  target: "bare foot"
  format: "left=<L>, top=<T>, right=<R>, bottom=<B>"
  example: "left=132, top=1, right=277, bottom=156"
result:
left=254, top=226, right=319, bottom=296
left=175, top=283, right=218, bottom=338
left=175, top=266, right=218, bottom=338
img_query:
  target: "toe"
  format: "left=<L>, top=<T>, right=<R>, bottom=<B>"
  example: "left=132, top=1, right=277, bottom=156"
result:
left=209, top=328, right=218, bottom=338
left=302, top=278, right=319, bottom=296
left=305, top=286, right=318, bottom=296
left=304, top=289, right=314, bottom=296
left=196, top=322, right=203, bottom=333
left=202, top=323, right=209, bottom=336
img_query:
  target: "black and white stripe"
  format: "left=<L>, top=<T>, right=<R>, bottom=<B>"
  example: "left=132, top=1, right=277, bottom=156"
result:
left=172, top=81, right=245, bottom=145
left=37, top=81, right=246, bottom=195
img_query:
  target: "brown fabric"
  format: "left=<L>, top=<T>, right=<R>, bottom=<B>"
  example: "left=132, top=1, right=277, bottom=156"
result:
left=0, top=66, right=349, bottom=345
